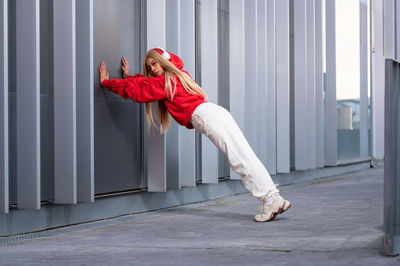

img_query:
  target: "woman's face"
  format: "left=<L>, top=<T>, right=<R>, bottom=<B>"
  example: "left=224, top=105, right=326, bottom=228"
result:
left=146, top=57, right=164, bottom=77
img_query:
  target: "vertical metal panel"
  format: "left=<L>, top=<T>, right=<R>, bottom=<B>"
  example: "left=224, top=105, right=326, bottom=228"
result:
left=16, top=0, right=41, bottom=209
left=384, top=0, right=395, bottom=59
left=166, top=0, right=181, bottom=189
left=275, top=0, right=290, bottom=173
left=306, top=0, right=316, bottom=169
left=0, top=0, right=8, bottom=213
left=256, top=0, right=268, bottom=167
left=360, top=0, right=369, bottom=159
left=266, top=0, right=277, bottom=175
left=383, top=59, right=400, bottom=256
left=325, top=0, right=337, bottom=166
left=217, top=0, right=230, bottom=179
left=244, top=0, right=257, bottom=154
left=372, top=0, right=385, bottom=160
left=199, top=0, right=218, bottom=183
left=93, top=0, right=143, bottom=194
left=293, top=0, right=308, bottom=170
left=147, top=0, right=167, bottom=192
left=76, top=0, right=94, bottom=202
left=396, top=1, right=400, bottom=61
left=39, top=0, right=55, bottom=203
left=53, top=0, right=77, bottom=204
left=179, top=0, right=196, bottom=187
left=315, top=0, right=324, bottom=168
left=228, top=0, right=244, bottom=180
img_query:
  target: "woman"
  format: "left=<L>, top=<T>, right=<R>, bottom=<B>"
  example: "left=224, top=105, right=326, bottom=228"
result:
left=99, top=48, right=291, bottom=222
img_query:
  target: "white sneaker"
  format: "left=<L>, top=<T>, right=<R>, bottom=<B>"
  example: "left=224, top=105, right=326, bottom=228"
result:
left=254, top=195, right=291, bottom=222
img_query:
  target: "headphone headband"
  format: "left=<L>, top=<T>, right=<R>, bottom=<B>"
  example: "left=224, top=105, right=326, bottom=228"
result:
left=155, top=47, right=171, bottom=60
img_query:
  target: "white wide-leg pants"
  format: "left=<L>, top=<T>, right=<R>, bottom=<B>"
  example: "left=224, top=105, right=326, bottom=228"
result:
left=190, top=102, right=279, bottom=201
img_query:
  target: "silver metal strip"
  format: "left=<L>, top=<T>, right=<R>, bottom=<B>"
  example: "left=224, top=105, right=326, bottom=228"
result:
left=53, top=0, right=77, bottom=203
left=315, top=0, right=324, bottom=168
left=325, top=0, right=337, bottom=166
left=275, top=0, right=290, bottom=173
left=179, top=0, right=196, bottom=187
left=244, top=0, right=258, bottom=159
left=0, top=0, right=8, bottom=213
left=371, top=0, right=385, bottom=160
left=256, top=0, right=268, bottom=167
left=293, top=0, right=308, bottom=170
left=16, top=0, right=41, bottom=209
left=306, top=0, right=316, bottom=169
left=384, top=0, right=395, bottom=59
left=360, top=0, right=369, bottom=159
left=199, top=0, right=218, bottom=184
left=76, top=0, right=94, bottom=202
left=165, top=0, right=181, bottom=189
left=228, top=0, right=245, bottom=180
left=147, top=0, right=167, bottom=192
left=266, top=0, right=277, bottom=175
left=383, top=59, right=400, bottom=256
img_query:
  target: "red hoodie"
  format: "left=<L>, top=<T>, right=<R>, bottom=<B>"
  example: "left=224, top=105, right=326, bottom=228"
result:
left=101, top=50, right=206, bottom=129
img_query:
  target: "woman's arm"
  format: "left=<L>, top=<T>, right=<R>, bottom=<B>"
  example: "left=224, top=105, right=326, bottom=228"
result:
left=99, top=61, right=167, bottom=102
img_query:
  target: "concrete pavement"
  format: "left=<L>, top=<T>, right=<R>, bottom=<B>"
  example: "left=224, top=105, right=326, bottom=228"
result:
left=0, top=167, right=399, bottom=265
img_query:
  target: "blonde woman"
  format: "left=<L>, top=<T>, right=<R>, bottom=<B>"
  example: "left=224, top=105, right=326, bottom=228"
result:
left=99, top=48, right=291, bottom=222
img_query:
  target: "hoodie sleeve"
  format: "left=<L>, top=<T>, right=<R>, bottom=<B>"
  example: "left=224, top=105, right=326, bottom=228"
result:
left=101, top=74, right=168, bottom=103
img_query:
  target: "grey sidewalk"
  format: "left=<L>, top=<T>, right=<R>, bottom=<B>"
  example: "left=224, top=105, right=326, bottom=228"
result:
left=0, top=167, right=399, bottom=265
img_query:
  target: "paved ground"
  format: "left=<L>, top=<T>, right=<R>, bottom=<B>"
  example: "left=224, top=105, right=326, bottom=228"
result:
left=0, top=167, right=399, bottom=265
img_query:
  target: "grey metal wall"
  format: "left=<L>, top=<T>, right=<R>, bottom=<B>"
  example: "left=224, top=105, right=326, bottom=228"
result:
left=93, top=0, right=143, bottom=194
left=8, top=0, right=55, bottom=204
left=0, top=0, right=378, bottom=220
left=217, top=0, right=230, bottom=179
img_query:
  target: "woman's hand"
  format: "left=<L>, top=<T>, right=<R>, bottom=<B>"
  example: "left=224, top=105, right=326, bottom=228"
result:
left=121, top=57, right=129, bottom=78
left=99, top=61, right=110, bottom=84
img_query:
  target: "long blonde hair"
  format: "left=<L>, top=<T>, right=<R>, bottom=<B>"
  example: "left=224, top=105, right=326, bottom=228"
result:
left=143, top=50, right=207, bottom=133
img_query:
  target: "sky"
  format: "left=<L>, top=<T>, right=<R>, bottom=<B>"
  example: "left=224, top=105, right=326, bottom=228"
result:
left=333, top=0, right=370, bottom=101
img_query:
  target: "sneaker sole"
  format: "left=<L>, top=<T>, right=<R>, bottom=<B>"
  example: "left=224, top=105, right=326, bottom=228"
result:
left=278, top=201, right=292, bottom=214
left=254, top=201, right=292, bottom=222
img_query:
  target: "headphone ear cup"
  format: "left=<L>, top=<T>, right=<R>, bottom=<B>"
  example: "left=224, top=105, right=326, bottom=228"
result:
left=163, top=51, right=171, bottom=60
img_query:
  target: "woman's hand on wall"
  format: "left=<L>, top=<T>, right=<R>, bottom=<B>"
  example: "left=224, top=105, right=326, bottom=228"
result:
left=122, top=57, right=129, bottom=78
left=99, top=61, right=110, bottom=84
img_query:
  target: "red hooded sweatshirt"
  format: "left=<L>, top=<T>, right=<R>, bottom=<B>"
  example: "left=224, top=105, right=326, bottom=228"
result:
left=101, top=49, right=206, bottom=129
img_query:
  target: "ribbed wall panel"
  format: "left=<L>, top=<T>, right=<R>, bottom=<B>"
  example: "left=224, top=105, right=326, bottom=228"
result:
left=0, top=0, right=8, bottom=214
left=315, top=0, right=324, bottom=168
left=293, top=0, right=308, bottom=171
left=256, top=0, right=268, bottom=167
left=384, top=0, right=395, bottom=59
left=244, top=0, right=258, bottom=155
left=53, top=0, right=77, bottom=204
left=166, top=0, right=181, bottom=189
left=16, top=0, right=41, bottom=209
left=360, top=0, right=369, bottom=159
left=276, top=0, right=290, bottom=173
left=266, top=0, right=277, bottom=175
left=228, top=0, right=244, bottom=180
left=199, top=0, right=218, bottom=184
left=76, top=0, right=94, bottom=202
left=306, top=0, right=316, bottom=169
left=1, top=0, right=383, bottom=218
left=147, top=0, right=167, bottom=192
left=178, top=0, right=197, bottom=187
left=325, top=0, right=337, bottom=166
left=372, top=0, right=385, bottom=160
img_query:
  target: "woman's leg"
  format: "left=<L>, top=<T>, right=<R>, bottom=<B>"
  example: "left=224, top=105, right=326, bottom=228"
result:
left=190, top=102, right=278, bottom=200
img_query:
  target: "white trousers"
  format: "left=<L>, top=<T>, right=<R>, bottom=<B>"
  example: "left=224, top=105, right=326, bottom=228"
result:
left=190, top=102, right=279, bottom=201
